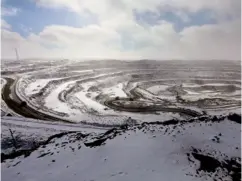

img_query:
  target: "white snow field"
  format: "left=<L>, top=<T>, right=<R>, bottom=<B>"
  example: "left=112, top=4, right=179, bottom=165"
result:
left=15, top=74, right=184, bottom=125
left=4, top=60, right=238, bottom=127
left=1, top=116, right=107, bottom=155
left=1, top=60, right=241, bottom=181
left=24, top=78, right=54, bottom=96
left=2, top=116, right=240, bottom=181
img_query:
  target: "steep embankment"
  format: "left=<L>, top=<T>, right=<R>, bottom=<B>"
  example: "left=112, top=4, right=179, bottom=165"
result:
left=2, top=114, right=241, bottom=181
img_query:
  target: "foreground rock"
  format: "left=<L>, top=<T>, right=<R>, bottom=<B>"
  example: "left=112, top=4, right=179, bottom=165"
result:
left=2, top=115, right=241, bottom=181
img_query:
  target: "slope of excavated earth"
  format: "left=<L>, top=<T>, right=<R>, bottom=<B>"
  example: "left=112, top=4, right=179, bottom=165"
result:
left=2, top=60, right=240, bottom=125
left=2, top=114, right=241, bottom=181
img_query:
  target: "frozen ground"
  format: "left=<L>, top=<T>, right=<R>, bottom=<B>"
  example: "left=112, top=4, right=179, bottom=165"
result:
left=24, top=78, right=55, bottom=96
left=1, top=60, right=241, bottom=181
left=1, top=116, right=107, bottom=154
left=2, top=60, right=238, bottom=126
left=2, top=114, right=241, bottom=181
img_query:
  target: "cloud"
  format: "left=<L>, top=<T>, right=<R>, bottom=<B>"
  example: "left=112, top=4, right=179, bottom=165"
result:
left=1, top=19, right=11, bottom=29
left=35, top=0, right=240, bottom=18
left=20, top=24, right=33, bottom=34
left=2, top=19, right=240, bottom=60
left=1, top=7, right=20, bottom=16
left=1, top=0, right=241, bottom=60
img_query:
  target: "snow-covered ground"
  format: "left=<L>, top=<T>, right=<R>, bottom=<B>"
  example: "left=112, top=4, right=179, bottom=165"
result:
left=102, top=83, right=128, bottom=98
left=1, top=78, right=22, bottom=117
left=4, top=60, right=241, bottom=127
left=44, top=81, right=77, bottom=115
left=75, top=91, right=108, bottom=113
left=24, top=78, right=54, bottom=96
left=2, top=116, right=240, bottom=181
left=1, top=116, right=107, bottom=154
left=1, top=60, right=241, bottom=181
left=1, top=78, right=7, bottom=89
left=147, top=84, right=170, bottom=94
left=15, top=72, right=184, bottom=125
left=1, top=78, right=8, bottom=116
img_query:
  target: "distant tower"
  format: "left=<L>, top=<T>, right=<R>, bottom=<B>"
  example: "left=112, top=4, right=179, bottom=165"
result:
left=15, top=48, right=19, bottom=61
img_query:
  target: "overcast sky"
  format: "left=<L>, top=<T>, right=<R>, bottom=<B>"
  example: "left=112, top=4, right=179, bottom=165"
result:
left=1, top=0, right=241, bottom=60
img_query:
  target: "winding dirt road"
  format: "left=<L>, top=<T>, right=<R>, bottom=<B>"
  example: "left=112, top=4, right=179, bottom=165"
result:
left=2, top=77, right=73, bottom=123
left=104, top=87, right=203, bottom=117
left=2, top=77, right=202, bottom=127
